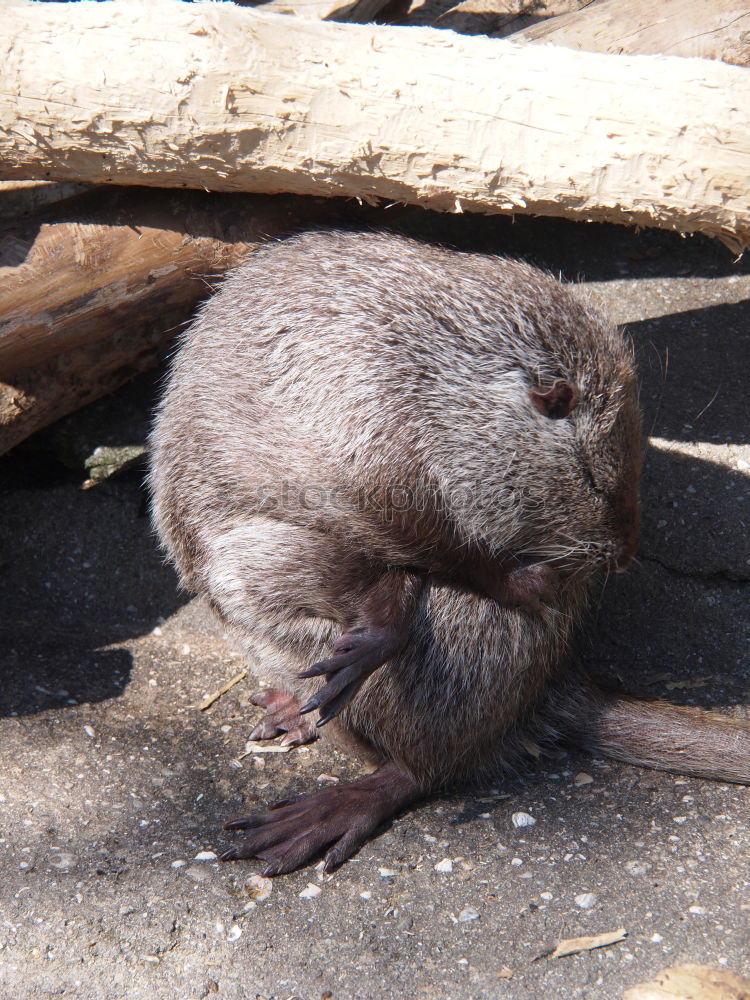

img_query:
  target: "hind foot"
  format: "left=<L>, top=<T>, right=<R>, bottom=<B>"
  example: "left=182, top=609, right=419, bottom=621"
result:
left=220, top=761, right=420, bottom=875
left=248, top=689, right=318, bottom=747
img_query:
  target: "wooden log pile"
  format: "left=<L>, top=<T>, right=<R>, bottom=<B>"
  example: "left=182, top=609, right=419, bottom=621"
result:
left=0, top=0, right=748, bottom=452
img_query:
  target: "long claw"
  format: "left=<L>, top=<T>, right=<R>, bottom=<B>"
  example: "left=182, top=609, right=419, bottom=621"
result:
left=220, top=763, right=419, bottom=875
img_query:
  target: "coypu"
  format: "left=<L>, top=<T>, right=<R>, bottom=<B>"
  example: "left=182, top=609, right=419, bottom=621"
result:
left=149, top=229, right=750, bottom=876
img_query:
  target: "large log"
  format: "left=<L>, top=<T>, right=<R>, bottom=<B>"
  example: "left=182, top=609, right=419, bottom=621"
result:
left=0, top=189, right=352, bottom=453
left=1, top=1, right=748, bottom=251
left=514, top=0, right=750, bottom=64
left=428, top=1, right=586, bottom=38
left=432, top=0, right=749, bottom=59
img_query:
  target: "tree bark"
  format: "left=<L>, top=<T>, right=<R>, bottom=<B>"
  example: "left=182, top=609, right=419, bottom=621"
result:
left=1, top=0, right=748, bottom=251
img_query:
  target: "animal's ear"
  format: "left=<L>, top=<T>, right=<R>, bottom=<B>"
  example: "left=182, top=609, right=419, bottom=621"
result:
left=530, top=379, right=579, bottom=419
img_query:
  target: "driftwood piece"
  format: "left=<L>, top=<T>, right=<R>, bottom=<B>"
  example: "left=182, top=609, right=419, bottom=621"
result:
left=0, top=189, right=350, bottom=453
left=1, top=1, right=748, bottom=251
left=515, top=0, right=750, bottom=65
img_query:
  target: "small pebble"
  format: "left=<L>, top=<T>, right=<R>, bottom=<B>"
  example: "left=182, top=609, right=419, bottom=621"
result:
left=49, top=852, right=77, bottom=871
left=574, top=892, right=597, bottom=909
left=574, top=772, right=593, bottom=786
left=226, top=925, right=242, bottom=941
left=171, top=860, right=187, bottom=869
left=184, top=866, right=209, bottom=883
left=299, top=883, right=322, bottom=899
left=194, top=851, right=218, bottom=862
left=359, top=891, right=372, bottom=901
left=378, top=868, right=398, bottom=878
left=434, top=859, right=453, bottom=873
left=511, top=858, right=523, bottom=867
left=83, top=725, right=96, bottom=739
left=688, top=905, right=707, bottom=915
left=540, top=892, right=553, bottom=901
left=625, top=860, right=653, bottom=876
left=651, top=933, right=664, bottom=943
left=244, top=875, right=272, bottom=901
left=512, top=812, right=536, bottom=828
left=457, top=907, right=480, bottom=923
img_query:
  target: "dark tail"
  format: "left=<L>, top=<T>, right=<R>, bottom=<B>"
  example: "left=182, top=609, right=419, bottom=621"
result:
left=550, top=680, right=750, bottom=785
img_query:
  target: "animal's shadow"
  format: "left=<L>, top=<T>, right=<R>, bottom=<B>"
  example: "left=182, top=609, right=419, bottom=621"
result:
left=0, top=371, right=187, bottom=717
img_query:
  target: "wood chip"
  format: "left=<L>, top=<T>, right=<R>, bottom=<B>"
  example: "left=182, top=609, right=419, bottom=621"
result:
left=537, top=927, right=627, bottom=961
left=198, top=669, right=248, bottom=710
left=239, top=743, right=292, bottom=756
left=622, top=964, right=750, bottom=1000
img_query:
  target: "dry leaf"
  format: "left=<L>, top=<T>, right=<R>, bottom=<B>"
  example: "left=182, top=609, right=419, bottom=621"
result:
left=622, top=964, right=750, bottom=1000
left=538, top=927, right=627, bottom=960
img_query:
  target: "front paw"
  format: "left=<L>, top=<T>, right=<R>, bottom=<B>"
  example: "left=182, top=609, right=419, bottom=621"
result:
left=297, top=625, right=405, bottom=726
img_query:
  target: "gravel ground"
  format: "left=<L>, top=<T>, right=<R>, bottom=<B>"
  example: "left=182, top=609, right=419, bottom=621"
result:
left=1, top=210, right=748, bottom=1000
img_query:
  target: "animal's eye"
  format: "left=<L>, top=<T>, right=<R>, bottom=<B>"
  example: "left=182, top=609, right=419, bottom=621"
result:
left=530, top=379, right=579, bottom=419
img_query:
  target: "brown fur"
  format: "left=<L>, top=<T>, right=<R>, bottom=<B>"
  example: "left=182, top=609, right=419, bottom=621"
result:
left=149, top=230, right=748, bottom=871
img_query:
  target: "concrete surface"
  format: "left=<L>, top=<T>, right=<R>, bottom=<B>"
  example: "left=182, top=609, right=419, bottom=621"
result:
left=1, top=210, right=748, bottom=1000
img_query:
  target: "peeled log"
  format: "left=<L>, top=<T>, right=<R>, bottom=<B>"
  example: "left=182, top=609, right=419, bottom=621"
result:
left=1, top=1, right=749, bottom=251
left=0, top=189, right=350, bottom=453
left=514, top=0, right=750, bottom=65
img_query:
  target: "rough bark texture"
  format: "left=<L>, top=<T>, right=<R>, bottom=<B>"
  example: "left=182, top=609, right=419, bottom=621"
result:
left=0, top=189, right=351, bottom=454
left=1, top=0, right=748, bottom=251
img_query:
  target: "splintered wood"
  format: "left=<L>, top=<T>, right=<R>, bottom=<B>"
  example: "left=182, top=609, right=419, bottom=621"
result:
left=1, top=0, right=748, bottom=251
